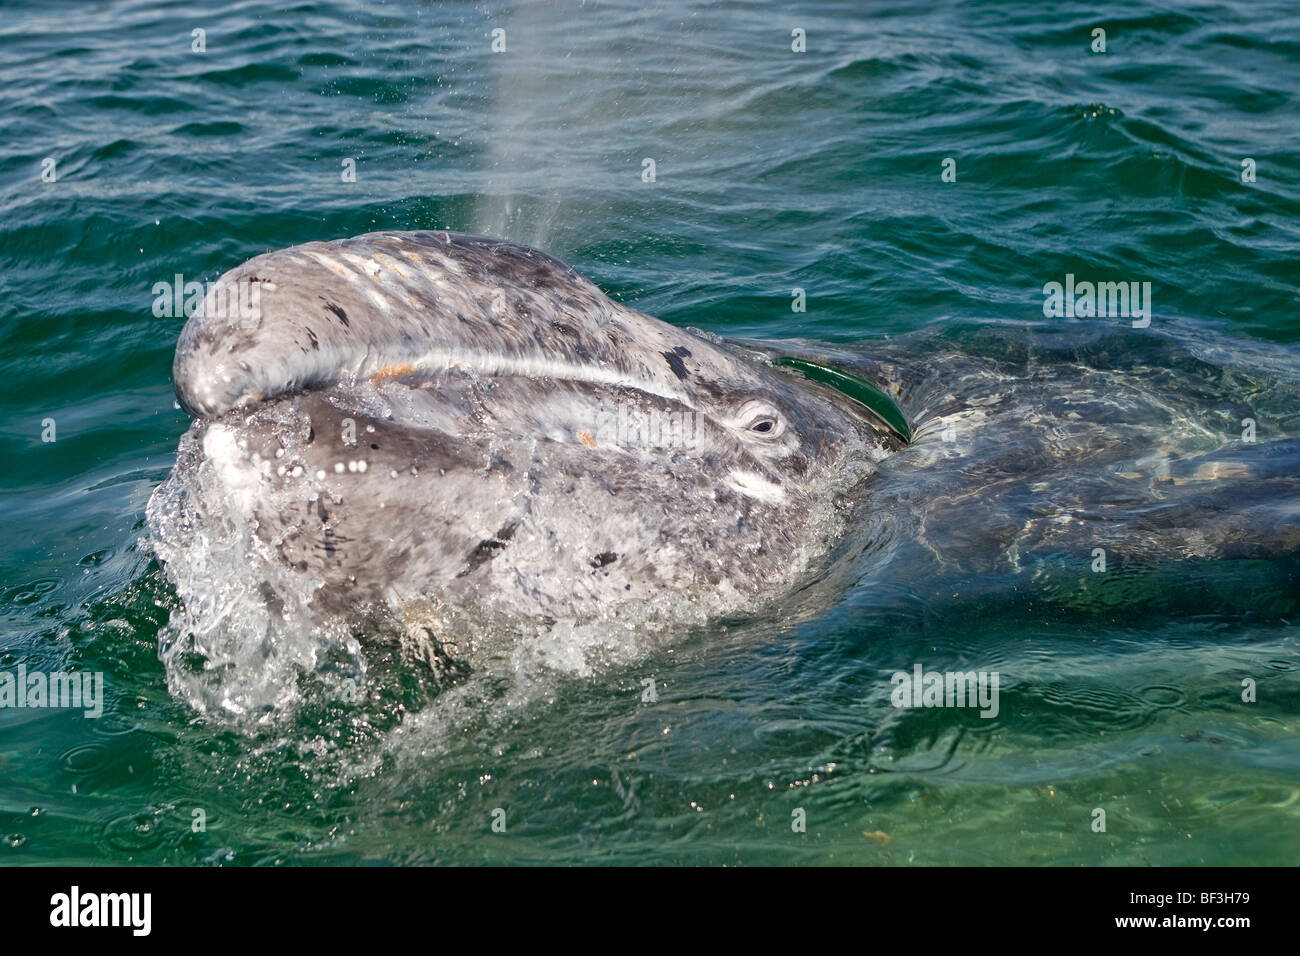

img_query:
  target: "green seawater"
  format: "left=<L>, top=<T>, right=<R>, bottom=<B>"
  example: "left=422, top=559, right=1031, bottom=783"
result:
left=0, top=0, right=1298, bottom=864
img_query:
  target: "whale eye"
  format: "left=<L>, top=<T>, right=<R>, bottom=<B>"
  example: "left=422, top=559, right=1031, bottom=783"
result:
left=735, top=399, right=785, bottom=439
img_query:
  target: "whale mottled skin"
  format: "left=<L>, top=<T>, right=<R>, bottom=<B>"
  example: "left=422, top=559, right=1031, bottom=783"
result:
left=150, top=231, right=1300, bottom=711
left=153, top=231, right=901, bottom=659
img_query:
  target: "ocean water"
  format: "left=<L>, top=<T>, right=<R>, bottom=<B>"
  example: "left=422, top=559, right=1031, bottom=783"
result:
left=1, top=0, right=1298, bottom=865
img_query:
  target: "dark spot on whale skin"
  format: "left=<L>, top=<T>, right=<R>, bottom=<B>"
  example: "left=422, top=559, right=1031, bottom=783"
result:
left=306, top=328, right=319, bottom=351
left=693, top=379, right=727, bottom=402
left=370, top=442, right=379, bottom=450
left=591, top=552, right=618, bottom=569
left=672, top=346, right=691, bottom=358
left=495, top=521, right=520, bottom=541
left=259, top=582, right=285, bottom=616
left=662, top=350, right=689, bottom=381
left=315, top=526, right=350, bottom=565
left=191, top=327, right=222, bottom=353
left=553, top=322, right=579, bottom=339
left=456, top=538, right=508, bottom=578
left=324, top=301, right=350, bottom=326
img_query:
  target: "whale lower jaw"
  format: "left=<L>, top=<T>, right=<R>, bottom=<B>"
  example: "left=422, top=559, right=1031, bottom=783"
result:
left=151, top=382, right=846, bottom=634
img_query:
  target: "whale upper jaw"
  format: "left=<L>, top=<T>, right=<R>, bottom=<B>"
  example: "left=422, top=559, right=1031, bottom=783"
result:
left=175, top=230, right=709, bottom=421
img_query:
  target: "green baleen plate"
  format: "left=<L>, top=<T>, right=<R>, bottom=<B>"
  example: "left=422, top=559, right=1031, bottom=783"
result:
left=773, top=357, right=912, bottom=444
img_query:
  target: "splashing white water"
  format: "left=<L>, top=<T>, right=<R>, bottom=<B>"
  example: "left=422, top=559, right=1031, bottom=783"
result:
left=146, top=428, right=366, bottom=722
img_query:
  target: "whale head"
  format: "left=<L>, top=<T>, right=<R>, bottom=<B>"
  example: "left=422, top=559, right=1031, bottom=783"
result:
left=153, top=231, right=905, bottom=675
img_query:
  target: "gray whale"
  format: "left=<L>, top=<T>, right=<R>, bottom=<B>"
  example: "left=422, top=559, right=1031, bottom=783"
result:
left=150, top=231, right=903, bottom=683
left=148, top=231, right=1300, bottom=715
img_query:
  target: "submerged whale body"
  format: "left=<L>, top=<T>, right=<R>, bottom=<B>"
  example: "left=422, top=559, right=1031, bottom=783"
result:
left=149, top=231, right=1300, bottom=715
left=149, top=231, right=902, bottom=693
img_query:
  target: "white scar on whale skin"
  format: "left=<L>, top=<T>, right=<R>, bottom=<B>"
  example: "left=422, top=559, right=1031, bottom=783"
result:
left=725, top=470, right=786, bottom=503
left=362, top=287, right=392, bottom=312
left=301, top=250, right=353, bottom=279
left=310, top=249, right=430, bottom=306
